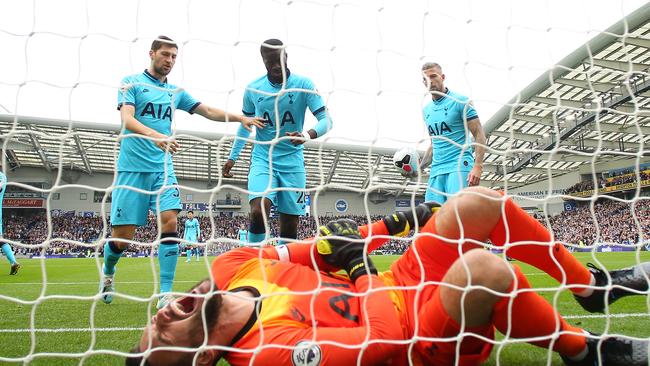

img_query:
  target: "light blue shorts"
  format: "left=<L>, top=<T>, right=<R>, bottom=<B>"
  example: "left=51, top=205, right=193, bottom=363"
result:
left=425, top=170, right=470, bottom=203
left=248, top=165, right=306, bottom=216
left=111, top=171, right=181, bottom=227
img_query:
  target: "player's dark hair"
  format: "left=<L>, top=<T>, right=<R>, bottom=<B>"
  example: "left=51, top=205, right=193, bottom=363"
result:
left=151, top=35, right=177, bottom=51
left=260, top=39, right=284, bottom=55
left=188, top=210, right=193, bottom=214
left=422, top=62, right=442, bottom=72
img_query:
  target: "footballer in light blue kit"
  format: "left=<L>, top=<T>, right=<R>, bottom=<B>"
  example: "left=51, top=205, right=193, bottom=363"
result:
left=223, top=39, right=332, bottom=245
left=419, top=62, right=486, bottom=203
left=238, top=224, right=248, bottom=245
left=0, top=172, right=20, bottom=275
left=101, top=35, right=264, bottom=310
left=182, top=211, right=201, bottom=262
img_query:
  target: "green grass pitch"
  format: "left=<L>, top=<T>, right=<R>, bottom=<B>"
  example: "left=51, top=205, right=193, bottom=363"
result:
left=0, top=252, right=648, bottom=365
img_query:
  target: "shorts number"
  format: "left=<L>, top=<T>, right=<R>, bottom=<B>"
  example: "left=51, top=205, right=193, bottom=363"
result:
left=296, top=191, right=305, bottom=204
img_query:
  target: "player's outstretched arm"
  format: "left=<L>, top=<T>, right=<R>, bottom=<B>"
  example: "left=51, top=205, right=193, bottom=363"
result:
left=193, top=104, right=265, bottom=131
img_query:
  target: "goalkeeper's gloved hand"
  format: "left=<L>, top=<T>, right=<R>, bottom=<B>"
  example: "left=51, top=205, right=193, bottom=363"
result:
left=316, top=219, right=377, bottom=281
left=382, top=201, right=442, bottom=237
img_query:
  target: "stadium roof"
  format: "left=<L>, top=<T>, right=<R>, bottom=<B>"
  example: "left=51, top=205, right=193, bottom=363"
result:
left=483, top=2, right=650, bottom=185
left=0, top=114, right=424, bottom=198
left=0, top=3, right=649, bottom=195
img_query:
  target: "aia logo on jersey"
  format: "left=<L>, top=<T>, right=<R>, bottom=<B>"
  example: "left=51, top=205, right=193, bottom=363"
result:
left=141, top=102, right=173, bottom=122
left=261, top=110, right=295, bottom=127
left=292, top=341, right=322, bottom=366
left=428, top=121, right=451, bottom=136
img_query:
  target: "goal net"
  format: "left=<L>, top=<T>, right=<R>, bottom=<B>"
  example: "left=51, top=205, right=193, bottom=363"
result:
left=0, top=0, right=649, bottom=365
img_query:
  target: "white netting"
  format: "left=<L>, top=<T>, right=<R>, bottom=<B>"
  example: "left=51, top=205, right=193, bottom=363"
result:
left=1, top=0, right=650, bottom=365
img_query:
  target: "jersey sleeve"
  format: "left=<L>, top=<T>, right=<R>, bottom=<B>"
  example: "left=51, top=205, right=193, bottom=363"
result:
left=460, top=97, right=478, bottom=121
left=302, top=79, right=331, bottom=138
left=176, top=89, right=201, bottom=114
left=228, top=124, right=251, bottom=162
left=236, top=275, right=403, bottom=365
left=117, top=76, right=136, bottom=110
left=242, top=87, right=256, bottom=117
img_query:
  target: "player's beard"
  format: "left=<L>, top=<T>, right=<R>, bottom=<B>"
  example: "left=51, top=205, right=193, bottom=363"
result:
left=154, top=63, right=171, bottom=77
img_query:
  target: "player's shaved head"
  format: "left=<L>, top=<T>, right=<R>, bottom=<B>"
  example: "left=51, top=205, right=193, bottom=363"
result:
left=422, top=62, right=442, bottom=72
left=260, top=39, right=288, bottom=84
left=260, top=38, right=284, bottom=56
left=151, top=35, right=177, bottom=51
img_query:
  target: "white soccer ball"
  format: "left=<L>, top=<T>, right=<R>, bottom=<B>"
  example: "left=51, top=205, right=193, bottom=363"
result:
left=393, top=147, right=420, bottom=177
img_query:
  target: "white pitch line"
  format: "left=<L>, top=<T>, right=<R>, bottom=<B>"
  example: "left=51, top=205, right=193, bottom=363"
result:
left=563, top=312, right=649, bottom=319
left=0, top=280, right=200, bottom=285
left=0, top=313, right=647, bottom=334
left=0, top=327, right=144, bottom=333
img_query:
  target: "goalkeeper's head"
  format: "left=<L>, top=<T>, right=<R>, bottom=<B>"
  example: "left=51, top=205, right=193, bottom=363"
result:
left=126, top=279, right=224, bottom=366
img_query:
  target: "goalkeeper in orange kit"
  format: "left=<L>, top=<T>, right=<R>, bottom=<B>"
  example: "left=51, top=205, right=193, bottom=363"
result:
left=128, top=187, right=649, bottom=366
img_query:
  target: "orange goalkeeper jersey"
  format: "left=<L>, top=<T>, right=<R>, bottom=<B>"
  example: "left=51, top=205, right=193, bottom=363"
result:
left=211, top=245, right=408, bottom=366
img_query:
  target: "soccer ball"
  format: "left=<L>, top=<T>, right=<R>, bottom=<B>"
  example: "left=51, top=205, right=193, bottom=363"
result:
left=393, top=147, right=420, bottom=177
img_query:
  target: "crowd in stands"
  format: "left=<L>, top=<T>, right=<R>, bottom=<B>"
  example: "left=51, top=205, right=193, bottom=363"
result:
left=564, top=168, right=650, bottom=195
left=3, top=197, right=649, bottom=258
left=548, top=198, right=650, bottom=247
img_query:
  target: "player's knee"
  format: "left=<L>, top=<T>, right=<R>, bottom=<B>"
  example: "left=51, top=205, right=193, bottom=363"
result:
left=460, top=250, right=513, bottom=292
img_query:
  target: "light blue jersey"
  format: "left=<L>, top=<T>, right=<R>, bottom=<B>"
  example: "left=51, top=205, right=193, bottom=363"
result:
left=183, top=218, right=200, bottom=242
left=238, top=229, right=248, bottom=243
left=423, top=89, right=478, bottom=176
left=0, top=172, right=5, bottom=236
left=229, top=73, right=328, bottom=173
left=117, top=70, right=201, bottom=172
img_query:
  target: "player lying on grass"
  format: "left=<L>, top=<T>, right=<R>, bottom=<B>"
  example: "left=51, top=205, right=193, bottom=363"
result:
left=127, top=187, right=650, bottom=366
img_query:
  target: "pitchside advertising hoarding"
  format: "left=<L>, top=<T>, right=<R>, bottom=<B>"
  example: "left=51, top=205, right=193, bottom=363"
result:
left=395, top=199, right=423, bottom=209
left=2, top=198, right=44, bottom=208
left=180, top=194, right=312, bottom=214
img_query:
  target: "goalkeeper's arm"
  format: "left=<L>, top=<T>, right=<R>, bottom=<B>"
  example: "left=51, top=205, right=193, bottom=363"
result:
left=250, top=204, right=440, bottom=272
